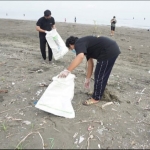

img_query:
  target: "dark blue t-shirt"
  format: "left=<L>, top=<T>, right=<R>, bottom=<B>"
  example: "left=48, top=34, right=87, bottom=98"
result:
left=75, top=36, right=121, bottom=61
left=36, top=16, right=55, bottom=38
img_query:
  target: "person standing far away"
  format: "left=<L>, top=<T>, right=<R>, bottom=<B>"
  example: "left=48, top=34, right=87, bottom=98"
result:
left=74, top=17, right=76, bottom=23
left=36, top=10, right=56, bottom=64
left=110, top=16, right=117, bottom=36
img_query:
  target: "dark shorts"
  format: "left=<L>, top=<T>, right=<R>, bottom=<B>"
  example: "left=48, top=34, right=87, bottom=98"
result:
left=111, top=26, right=115, bottom=31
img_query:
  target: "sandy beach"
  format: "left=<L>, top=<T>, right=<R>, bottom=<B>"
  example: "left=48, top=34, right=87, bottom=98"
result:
left=0, top=19, right=150, bottom=149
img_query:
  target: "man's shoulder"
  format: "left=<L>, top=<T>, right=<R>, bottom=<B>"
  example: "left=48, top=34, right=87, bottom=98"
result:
left=50, top=16, right=55, bottom=20
left=37, top=17, right=44, bottom=21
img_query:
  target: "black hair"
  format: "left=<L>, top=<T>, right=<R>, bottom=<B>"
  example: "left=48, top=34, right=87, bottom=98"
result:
left=44, top=10, right=51, bottom=16
left=113, top=16, right=116, bottom=18
left=66, top=36, right=78, bottom=48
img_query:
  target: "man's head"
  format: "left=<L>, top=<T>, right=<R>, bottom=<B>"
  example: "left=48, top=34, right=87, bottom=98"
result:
left=44, top=10, right=51, bottom=19
left=66, top=36, right=78, bottom=50
left=113, top=16, right=116, bottom=19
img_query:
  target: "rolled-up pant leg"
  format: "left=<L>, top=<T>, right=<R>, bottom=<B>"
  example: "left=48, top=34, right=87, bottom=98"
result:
left=92, top=56, right=118, bottom=101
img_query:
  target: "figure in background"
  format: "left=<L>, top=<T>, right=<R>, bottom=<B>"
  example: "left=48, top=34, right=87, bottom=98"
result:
left=110, top=16, right=117, bottom=36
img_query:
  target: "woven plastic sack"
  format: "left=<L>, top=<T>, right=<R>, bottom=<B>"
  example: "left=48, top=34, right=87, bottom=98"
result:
left=35, top=74, right=75, bottom=118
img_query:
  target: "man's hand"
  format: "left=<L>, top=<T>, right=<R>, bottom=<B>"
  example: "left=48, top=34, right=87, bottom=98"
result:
left=58, top=69, right=70, bottom=78
left=45, top=31, right=50, bottom=34
left=84, top=78, right=91, bottom=89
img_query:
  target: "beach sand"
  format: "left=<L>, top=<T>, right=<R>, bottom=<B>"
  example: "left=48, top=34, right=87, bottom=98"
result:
left=0, top=19, right=150, bottom=149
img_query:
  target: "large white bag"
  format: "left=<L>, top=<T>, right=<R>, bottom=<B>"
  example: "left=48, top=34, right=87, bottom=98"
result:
left=46, top=29, right=68, bottom=60
left=35, top=74, right=75, bottom=118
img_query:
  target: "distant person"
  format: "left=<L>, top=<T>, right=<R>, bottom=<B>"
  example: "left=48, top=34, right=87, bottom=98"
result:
left=110, top=16, right=117, bottom=36
left=133, top=17, right=134, bottom=19
left=23, top=14, right=25, bottom=16
left=65, top=18, right=66, bottom=22
left=59, top=36, right=121, bottom=106
left=74, top=17, right=76, bottom=23
left=6, top=13, right=8, bottom=16
left=36, top=10, right=56, bottom=63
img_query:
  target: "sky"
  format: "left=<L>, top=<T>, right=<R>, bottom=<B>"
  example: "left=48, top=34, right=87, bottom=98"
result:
left=0, top=1, right=150, bottom=14
left=0, top=1, right=150, bottom=27
left=0, top=1, right=149, bottom=11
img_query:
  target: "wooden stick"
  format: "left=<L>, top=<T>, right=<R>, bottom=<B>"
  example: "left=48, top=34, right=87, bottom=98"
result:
left=87, top=131, right=92, bottom=149
left=37, top=132, right=45, bottom=149
left=16, top=132, right=34, bottom=149
left=0, top=109, right=10, bottom=114
left=16, top=131, right=45, bottom=149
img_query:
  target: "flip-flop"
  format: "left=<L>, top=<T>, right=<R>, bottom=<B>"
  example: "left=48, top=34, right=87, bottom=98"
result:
left=82, top=99, right=99, bottom=106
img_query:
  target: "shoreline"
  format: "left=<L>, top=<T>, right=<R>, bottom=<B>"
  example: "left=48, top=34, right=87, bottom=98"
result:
left=0, top=18, right=148, bottom=30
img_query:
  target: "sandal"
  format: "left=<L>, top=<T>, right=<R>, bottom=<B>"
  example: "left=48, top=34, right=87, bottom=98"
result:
left=82, top=98, right=99, bottom=106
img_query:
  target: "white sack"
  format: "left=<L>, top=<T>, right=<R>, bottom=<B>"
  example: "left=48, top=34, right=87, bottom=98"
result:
left=35, top=74, right=75, bottom=118
left=46, top=29, right=68, bottom=60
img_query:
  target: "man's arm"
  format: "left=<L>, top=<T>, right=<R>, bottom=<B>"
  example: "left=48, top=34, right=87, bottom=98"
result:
left=36, top=26, right=46, bottom=33
left=52, top=25, right=56, bottom=29
left=86, top=58, right=94, bottom=79
left=67, top=53, right=84, bottom=72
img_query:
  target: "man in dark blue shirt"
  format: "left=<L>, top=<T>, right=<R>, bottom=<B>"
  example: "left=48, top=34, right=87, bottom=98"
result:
left=59, top=36, right=121, bottom=106
left=36, top=10, right=55, bottom=63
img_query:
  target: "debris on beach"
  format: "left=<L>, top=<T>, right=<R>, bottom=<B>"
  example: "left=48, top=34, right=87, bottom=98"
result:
left=36, top=89, right=43, bottom=96
left=0, top=90, right=8, bottom=93
left=79, top=135, right=85, bottom=144
left=128, top=46, right=132, bottom=50
left=102, top=102, right=113, bottom=109
left=97, top=126, right=108, bottom=135
left=39, top=82, right=48, bottom=87
left=36, top=69, right=44, bottom=73
left=22, top=121, right=31, bottom=125
left=12, top=82, right=15, bottom=85
left=88, top=125, right=94, bottom=131
left=73, top=132, right=78, bottom=138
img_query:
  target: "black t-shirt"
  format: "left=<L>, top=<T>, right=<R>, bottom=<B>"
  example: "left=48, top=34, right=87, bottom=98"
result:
left=36, top=16, right=55, bottom=38
left=75, top=36, right=121, bottom=61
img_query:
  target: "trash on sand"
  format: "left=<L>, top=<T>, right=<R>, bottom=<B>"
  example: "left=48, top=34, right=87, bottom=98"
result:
left=22, top=121, right=31, bottom=125
left=89, top=135, right=94, bottom=139
left=148, top=70, right=150, bottom=73
left=39, top=83, right=48, bottom=87
left=98, top=144, right=101, bottom=149
left=36, top=90, right=42, bottom=96
left=136, top=88, right=146, bottom=95
left=12, top=82, right=15, bottom=85
left=128, top=46, right=132, bottom=50
left=33, top=100, right=38, bottom=105
left=97, top=126, right=107, bottom=135
left=36, top=69, right=44, bottom=73
left=102, top=102, right=113, bottom=109
left=79, top=135, right=85, bottom=144
left=88, top=125, right=94, bottom=131
left=74, top=139, right=78, bottom=144
left=73, top=132, right=78, bottom=138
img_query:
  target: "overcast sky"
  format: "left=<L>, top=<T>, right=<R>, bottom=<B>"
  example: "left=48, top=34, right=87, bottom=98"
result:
left=0, top=1, right=150, bottom=23
left=0, top=1, right=150, bottom=13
